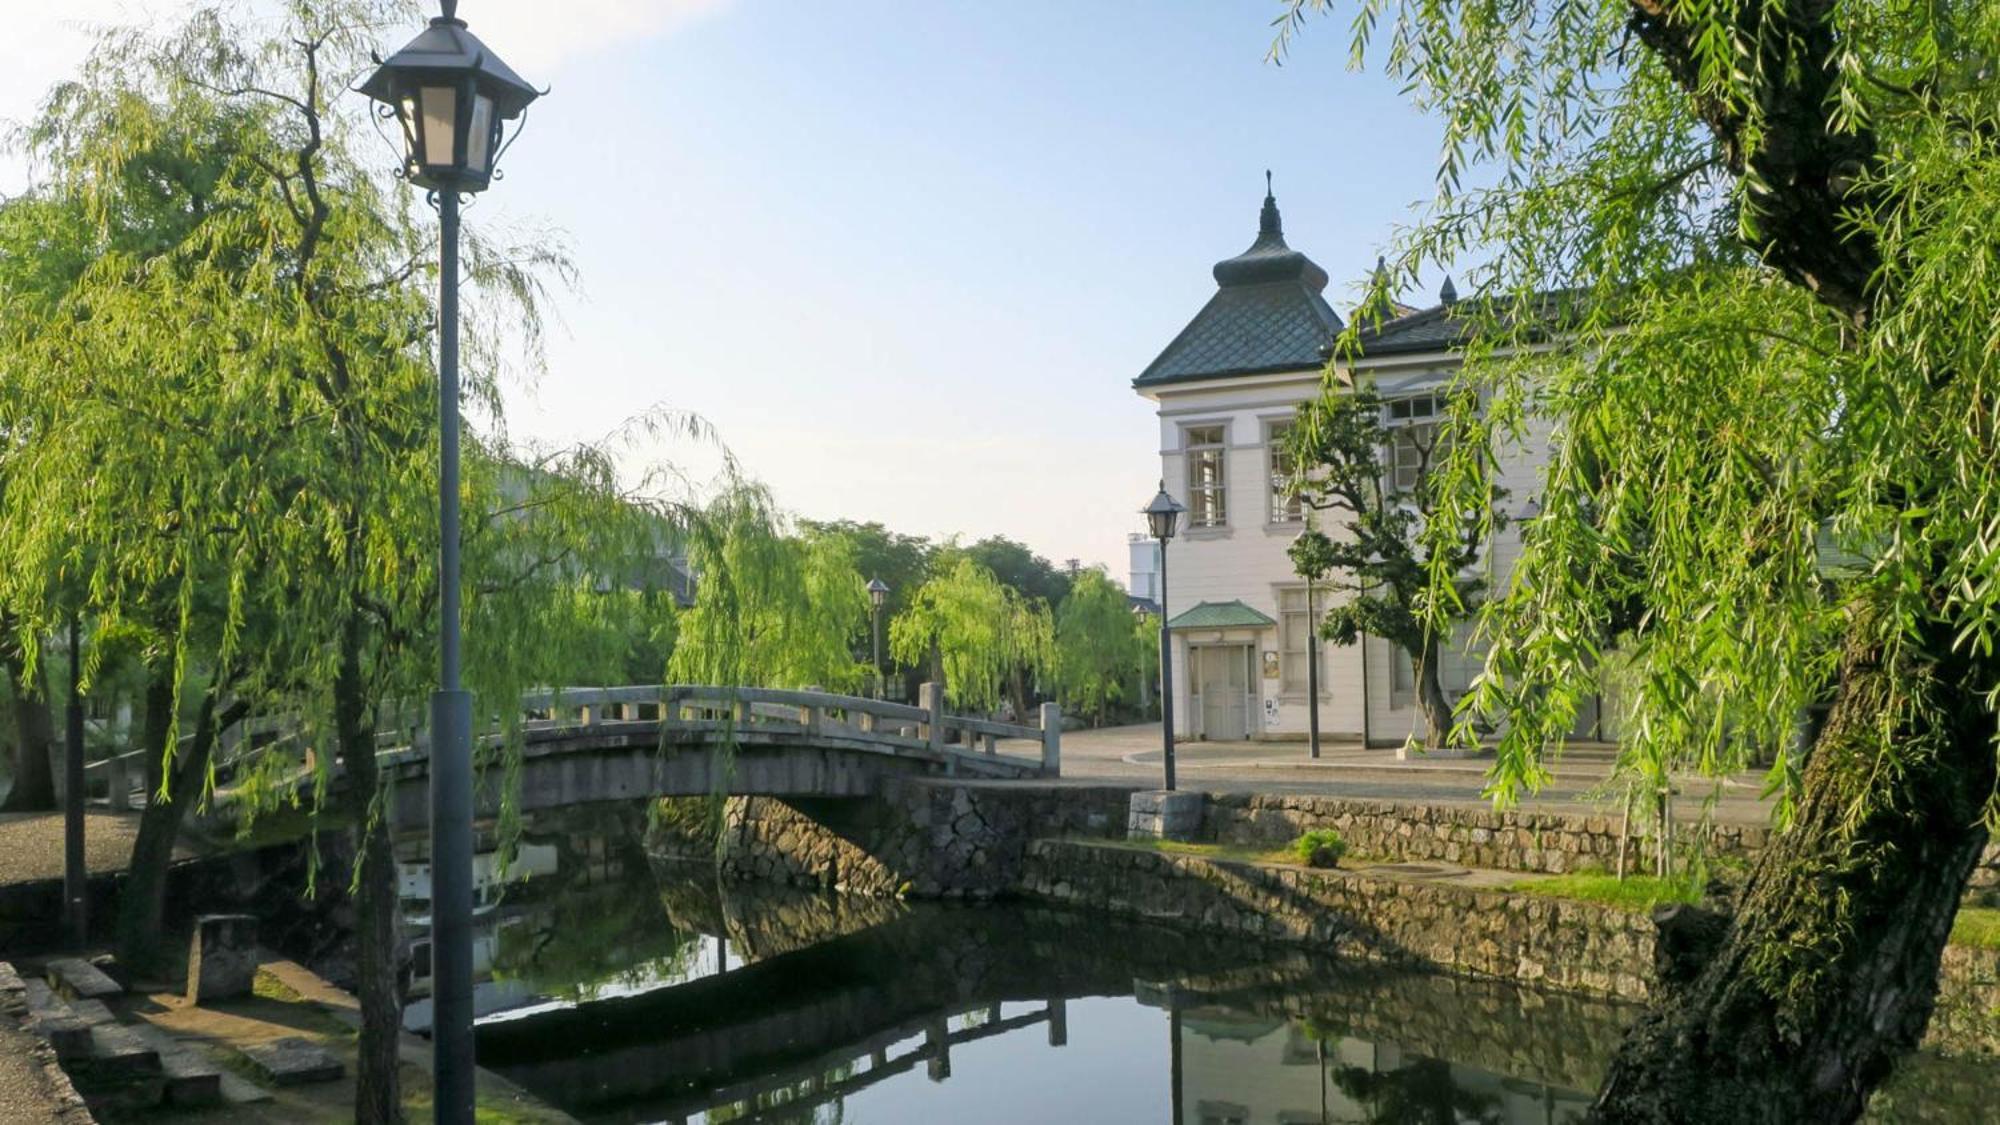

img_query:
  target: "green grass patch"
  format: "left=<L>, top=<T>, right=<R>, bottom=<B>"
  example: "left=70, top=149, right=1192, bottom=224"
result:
left=1107, top=837, right=1297, bottom=866
left=1508, top=873, right=1702, bottom=911
left=1950, top=908, right=2000, bottom=950
left=252, top=968, right=306, bottom=1004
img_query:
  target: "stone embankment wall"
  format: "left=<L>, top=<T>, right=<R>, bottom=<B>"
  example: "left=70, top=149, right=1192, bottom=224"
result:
left=1202, top=793, right=1769, bottom=875
left=1022, top=839, right=1657, bottom=1001
left=1199, top=792, right=2000, bottom=902
left=716, top=781, right=1132, bottom=899
left=1017, top=838, right=2000, bottom=1057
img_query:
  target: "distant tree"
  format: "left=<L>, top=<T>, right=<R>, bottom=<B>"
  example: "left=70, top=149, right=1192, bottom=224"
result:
left=963, top=535, right=1072, bottom=608
left=1054, top=569, right=1146, bottom=726
left=889, top=556, right=1051, bottom=714
left=1285, top=387, right=1506, bottom=749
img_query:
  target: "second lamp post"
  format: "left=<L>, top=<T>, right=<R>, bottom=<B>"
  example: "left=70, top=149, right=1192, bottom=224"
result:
left=867, top=578, right=890, bottom=699
left=1143, top=483, right=1185, bottom=790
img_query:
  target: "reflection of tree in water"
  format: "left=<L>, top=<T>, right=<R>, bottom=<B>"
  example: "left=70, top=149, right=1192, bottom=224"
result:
left=490, top=882, right=698, bottom=1003
left=704, top=1064, right=854, bottom=1125
left=1329, top=1057, right=1505, bottom=1125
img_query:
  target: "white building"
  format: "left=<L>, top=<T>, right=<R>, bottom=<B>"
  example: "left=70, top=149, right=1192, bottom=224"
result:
left=1133, top=186, right=1576, bottom=747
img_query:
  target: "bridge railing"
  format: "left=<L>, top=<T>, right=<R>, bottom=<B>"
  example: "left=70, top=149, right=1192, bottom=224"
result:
left=86, top=681, right=1062, bottom=808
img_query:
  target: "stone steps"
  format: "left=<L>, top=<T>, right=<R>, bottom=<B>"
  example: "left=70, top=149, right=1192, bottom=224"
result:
left=20, top=980, right=94, bottom=1062
left=123, top=1022, right=230, bottom=1108
left=45, top=958, right=122, bottom=1003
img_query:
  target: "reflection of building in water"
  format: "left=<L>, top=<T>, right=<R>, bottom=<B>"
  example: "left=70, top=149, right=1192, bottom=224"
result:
left=1171, top=1004, right=1592, bottom=1125
left=398, top=842, right=561, bottom=1030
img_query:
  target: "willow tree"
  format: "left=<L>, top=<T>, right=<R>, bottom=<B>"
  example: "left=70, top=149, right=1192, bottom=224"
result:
left=890, top=555, right=1052, bottom=714
left=1277, top=0, right=2000, bottom=1118
left=0, top=5, right=681, bottom=1120
left=1053, top=568, right=1146, bottom=727
left=668, top=487, right=873, bottom=692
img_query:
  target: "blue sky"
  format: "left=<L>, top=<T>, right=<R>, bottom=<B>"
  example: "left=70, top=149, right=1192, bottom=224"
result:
left=2, top=1, right=1454, bottom=577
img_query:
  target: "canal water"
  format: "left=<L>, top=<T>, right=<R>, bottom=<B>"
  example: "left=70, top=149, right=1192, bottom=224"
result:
left=394, top=814, right=1996, bottom=1124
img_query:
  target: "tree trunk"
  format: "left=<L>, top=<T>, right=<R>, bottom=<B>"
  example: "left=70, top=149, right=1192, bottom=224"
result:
left=1591, top=621, right=1995, bottom=1123
left=1412, top=638, right=1453, bottom=750
left=139, top=666, right=175, bottom=797
left=0, top=618, right=56, bottom=811
left=337, top=618, right=404, bottom=1124
left=117, top=688, right=242, bottom=974
left=1009, top=665, right=1029, bottom=724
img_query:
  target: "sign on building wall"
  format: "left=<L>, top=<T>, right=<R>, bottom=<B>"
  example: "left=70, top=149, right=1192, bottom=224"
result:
left=1260, top=650, right=1279, bottom=680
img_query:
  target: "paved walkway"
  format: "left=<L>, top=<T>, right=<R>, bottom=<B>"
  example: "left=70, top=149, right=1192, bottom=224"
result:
left=0, top=810, right=188, bottom=887
left=1051, top=724, right=1774, bottom=825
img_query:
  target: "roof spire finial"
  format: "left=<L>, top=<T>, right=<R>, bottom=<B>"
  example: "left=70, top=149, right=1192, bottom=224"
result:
left=1439, top=275, right=1459, bottom=304
left=1265, top=169, right=1273, bottom=199
left=441, top=0, right=458, bottom=21
left=1259, top=171, right=1282, bottom=238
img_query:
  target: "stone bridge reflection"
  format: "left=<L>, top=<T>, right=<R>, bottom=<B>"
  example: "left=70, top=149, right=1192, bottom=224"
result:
left=473, top=887, right=1622, bottom=1124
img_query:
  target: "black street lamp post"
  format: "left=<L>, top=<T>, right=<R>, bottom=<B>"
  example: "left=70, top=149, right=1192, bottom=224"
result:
left=63, top=615, right=85, bottom=949
left=1291, top=528, right=1331, bottom=761
left=360, top=6, right=539, bottom=1121
left=867, top=578, right=890, bottom=699
left=1143, top=483, right=1185, bottom=790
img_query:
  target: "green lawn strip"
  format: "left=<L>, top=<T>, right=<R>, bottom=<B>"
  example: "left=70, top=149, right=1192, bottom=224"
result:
left=1505, top=872, right=1702, bottom=912
left=1951, top=908, right=2000, bottom=950
left=1096, top=837, right=1298, bottom=866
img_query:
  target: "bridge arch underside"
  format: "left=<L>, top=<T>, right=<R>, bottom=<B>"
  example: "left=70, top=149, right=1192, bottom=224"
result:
left=382, top=723, right=1030, bottom=828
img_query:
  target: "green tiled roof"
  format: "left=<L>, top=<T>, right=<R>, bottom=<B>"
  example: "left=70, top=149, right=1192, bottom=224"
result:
left=1166, top=600, right=1276, bottom=630
left=1133, top=189, right=1343, bottom=389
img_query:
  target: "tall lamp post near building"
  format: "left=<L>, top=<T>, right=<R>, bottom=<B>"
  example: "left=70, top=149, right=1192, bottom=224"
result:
left=867, top=578, right=891, bottom=698
left=1289, top=527, right=1335, bottom=761
left=1143, top=483, right=1185, bottom=790
left=359, top=6, right=539, bottom=1120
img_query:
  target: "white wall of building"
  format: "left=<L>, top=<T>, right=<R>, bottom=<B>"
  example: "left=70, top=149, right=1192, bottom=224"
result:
left=1142, top=354, right=1570, bottom=746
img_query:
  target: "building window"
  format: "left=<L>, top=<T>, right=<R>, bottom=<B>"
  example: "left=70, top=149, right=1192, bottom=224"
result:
left=1278, top=586, right=1319, bottom=696
left=1385, top=393, right=1446, bottom=495
left=1184, top=424, right=1227, bottom=528
left=1267, top=420, right=1302, bottom=523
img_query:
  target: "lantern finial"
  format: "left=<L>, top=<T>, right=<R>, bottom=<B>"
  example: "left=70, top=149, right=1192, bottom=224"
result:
left=441, top=0, right=459, bottom=23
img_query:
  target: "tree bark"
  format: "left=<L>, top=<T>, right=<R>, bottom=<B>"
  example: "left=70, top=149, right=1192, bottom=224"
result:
left=1591, top=620, right=1995, bottom=1123
left=139, top=666, right=175, bottom=797
left=1411, top=638, right=1454, bottom=750
left=337, top=616, right=404, bottom=1124
left=116, top=688, right=243, bottom=973
left=0, top=619, right=56, bottom=811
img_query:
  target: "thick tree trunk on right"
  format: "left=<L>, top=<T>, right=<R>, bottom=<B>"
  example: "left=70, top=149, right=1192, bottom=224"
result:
left=337, top=618, right=404, bottom=1124
left=1590, top=621, right=1995, bottom=1123
left=0, top=620, right=56, bottom=811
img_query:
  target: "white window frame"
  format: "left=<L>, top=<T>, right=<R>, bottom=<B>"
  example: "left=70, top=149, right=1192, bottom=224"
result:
left=1275, top=585, right=1321, bottom=698
left=1183, top=423, right=1228, bottom=529
left=1266, top=419, right=1303, bottom=524
left=1383, top=393, right=1447, bottom=495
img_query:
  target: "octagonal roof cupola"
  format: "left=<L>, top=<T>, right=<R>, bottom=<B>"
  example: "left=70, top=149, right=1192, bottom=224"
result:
left=1134, top=173, right=1344, bottom=389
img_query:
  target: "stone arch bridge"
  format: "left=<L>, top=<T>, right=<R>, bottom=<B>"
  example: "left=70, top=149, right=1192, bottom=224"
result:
left=86, top=685, right=1060, bottom=826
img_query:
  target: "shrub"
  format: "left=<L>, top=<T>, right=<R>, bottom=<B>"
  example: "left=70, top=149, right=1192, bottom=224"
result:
left=1292, top=828, right=1348, bottom=869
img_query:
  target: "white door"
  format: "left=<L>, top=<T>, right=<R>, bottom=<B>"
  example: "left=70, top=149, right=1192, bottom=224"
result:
left=1198, top=646, right=1249, bottom=741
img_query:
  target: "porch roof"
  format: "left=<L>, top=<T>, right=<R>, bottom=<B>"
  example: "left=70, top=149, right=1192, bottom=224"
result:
left=1165, top=600, right=1276, bottom=631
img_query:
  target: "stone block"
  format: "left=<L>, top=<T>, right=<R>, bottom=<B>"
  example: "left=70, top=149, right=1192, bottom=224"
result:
left=46, top=957, right=122, bottom=1002
left=186, top=914, right=260, bottom=1004
left=239, top=1037, right=344, bottom=1086
left=1126, top=790, right=1205, bottom=841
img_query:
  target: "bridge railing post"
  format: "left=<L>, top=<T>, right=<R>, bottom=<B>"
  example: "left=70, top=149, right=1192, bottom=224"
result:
left=1040, top=702, right=1061, bottom=777
left=921, top=683, right=945, bottom=757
